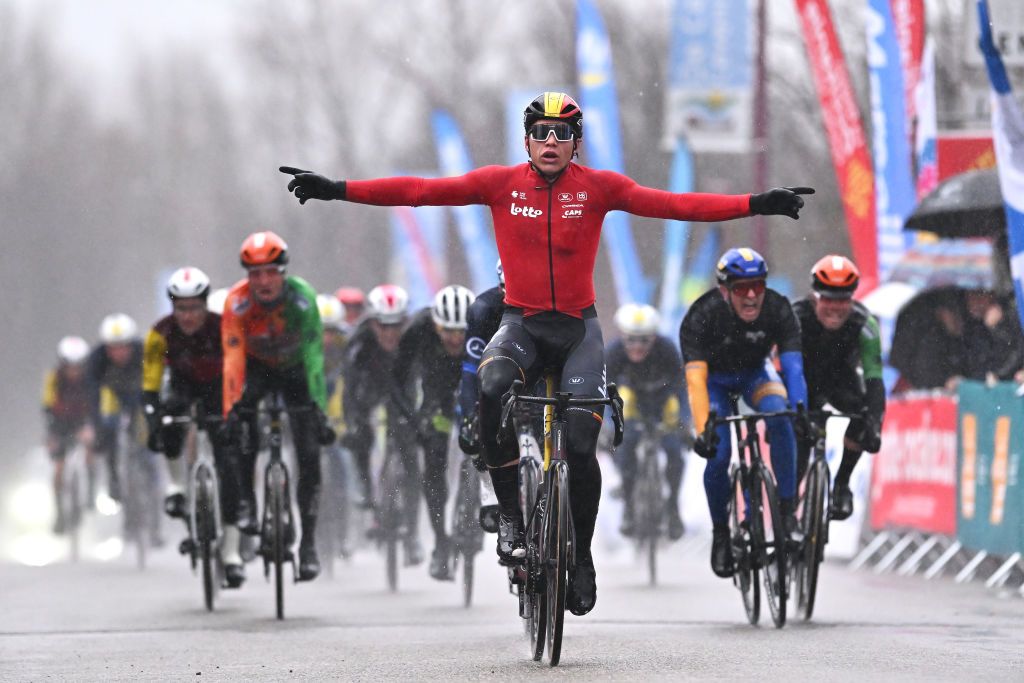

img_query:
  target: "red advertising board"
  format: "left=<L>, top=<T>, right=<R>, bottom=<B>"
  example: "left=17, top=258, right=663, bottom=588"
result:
left=937, top=134, right=996, bottom=181
left=870, top=394, right=957, bottom=534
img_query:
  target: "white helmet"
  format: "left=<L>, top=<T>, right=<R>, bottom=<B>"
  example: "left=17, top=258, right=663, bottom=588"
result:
left=316, top=293, right=346, bottom=329
left=207, top=288, right=229, bottom=314
left=167, top=266, right=211, bottom=300
left=99, top=313, right=139, bottom=344
left=367, top=284, right=409, bottom=325
left=614, top=303, right=660, bottom=337
left=496, top=259, right=505, bottom=287
left=57, top=336, right=90, bottom=365
left=431, top=285, right=475, bottom=330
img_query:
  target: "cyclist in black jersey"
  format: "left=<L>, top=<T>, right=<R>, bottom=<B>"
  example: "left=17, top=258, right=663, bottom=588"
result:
left=394, top=285, right=476, bottom=581
left=606, top=304, right=688, bottom=540
left=792, top=255, right=885, bottom=520
left=87, top=313, right=145, bottom=505
left=680, top=248, right=808, bottom=578
left=457, top=261, right=506, bottom=455
left=142, top=267, right=247, bottom=587
left=340, top=285, right=424, bottom=563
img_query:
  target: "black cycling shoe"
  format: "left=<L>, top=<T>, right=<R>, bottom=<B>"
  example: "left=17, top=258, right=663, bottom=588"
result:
left=666, top=503, right=685, bottom=541
left=297, top=539, right=320, bottom=582
left=711, top=526, right=735, bottom=578
left=780, top=498, right=804, bottom=545
left=236, top=498, right=259, bottom=535
left=163, top=492, right=187, bottom=520
left=496, top=512, right=526, bottom=565
left=619, top=504, right=636, bottom=538
left=429, top=538, right=454, bottom=581
left=404, top=537, right=424, bottom=567
left=223, top=563, right=246, bottom=589
left=567, top=552, right=597, bottom=616
left=830, top=483, right=854, bottom=521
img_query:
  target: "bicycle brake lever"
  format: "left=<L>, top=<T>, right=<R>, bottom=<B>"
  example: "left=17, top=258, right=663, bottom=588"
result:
left=498, top=380, right=524, bottom=443
left=606, top=383, right=625, bottom=447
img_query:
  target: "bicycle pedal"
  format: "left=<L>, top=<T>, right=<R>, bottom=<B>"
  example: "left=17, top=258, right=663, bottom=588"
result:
left=178, top=538, right=196, bottom=556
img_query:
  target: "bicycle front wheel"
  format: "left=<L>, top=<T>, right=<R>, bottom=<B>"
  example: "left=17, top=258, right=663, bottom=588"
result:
left=266, top=465, right=288, bottom=620
left=195, top=467, right=218, bottom=612
left=798, top=461, right=827, bottom=620
left=729, top=466, right=759, bottom=625
left=637, top=444, right=662, bottom=586
left=754, top=466, right=787, bottom=628
left=379, top=452, right=403, bottom=593
left=544, top=462, right=570, bottom=667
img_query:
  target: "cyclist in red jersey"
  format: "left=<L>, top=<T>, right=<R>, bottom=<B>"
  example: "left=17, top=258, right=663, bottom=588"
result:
left=281, top=91, right=813, bottom=616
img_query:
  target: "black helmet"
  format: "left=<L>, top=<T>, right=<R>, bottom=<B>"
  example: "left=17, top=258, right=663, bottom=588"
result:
left=523, top=92, right=583, bottom=139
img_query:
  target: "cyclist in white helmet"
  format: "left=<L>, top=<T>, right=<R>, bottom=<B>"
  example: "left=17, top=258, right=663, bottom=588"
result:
left=43, top=336, right=97, bottom=533
left=339, top=285, right=413, bottom=526
left=141, top=267, right=247, bottom=587
left=607, top=303, right=689, bottom=541
left=391, top=284, right=476, bottom=580
left=87, top=313, right=144, bottom=505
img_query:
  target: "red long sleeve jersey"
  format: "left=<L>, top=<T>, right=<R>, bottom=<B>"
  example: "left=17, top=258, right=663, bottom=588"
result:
left=347, top=163, right=752, bottom=316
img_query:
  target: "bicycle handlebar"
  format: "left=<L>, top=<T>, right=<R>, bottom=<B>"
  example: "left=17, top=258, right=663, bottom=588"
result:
left=500, top=379, right=625, bottom=447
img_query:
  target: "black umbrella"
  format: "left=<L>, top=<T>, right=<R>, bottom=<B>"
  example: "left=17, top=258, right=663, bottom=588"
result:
left=903, top=168, right=1005, bottom=238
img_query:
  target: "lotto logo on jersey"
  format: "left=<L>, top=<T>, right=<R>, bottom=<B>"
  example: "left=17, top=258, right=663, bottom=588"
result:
left=510, top=202, right=543, bottom=218
left=576, top=192, right=587, bottom=201
left=562, top=209, right=583, bottom=219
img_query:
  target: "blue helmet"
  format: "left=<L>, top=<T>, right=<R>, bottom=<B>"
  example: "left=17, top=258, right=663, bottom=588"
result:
left=716, top=248, right=767, bottom=283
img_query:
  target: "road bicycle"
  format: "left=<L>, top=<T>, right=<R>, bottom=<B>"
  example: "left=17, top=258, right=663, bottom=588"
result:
left=118, top=409, right=161, bottom=570
left=162, top=411, right=223, bottom=611
left=704, top=402, right=795, bottom=628
left=236, top=393, right=319, bottom=619
left=450, top=450, right=485, bottom=607
left=793, top=408, right=862, bottom=621
left=632, top=419, right=669, bottom=587
left=501, top=376, right=623, bottom=666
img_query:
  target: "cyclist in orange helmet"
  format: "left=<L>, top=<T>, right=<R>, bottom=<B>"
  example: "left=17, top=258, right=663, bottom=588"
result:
left=221, top=230, right=335, bottom=582
left=792, top=255, right=885, bottom=520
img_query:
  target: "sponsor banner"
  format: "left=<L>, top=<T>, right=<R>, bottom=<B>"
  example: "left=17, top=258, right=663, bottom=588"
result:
left=577, top=0, right=650, bottom=306
left=867, top=0, right=916, bottom=283
left=957, top=380, right=1024, bottom=555
left=914, top=38, right=939, bottom=198
left=891, top=0, right=925, bottom=128
left=431, top=110, right=499, bottom=293
left=657, top=139, right=694, bottom=338
left=870, top=394, right=957, bottom=534
left=666, top=0, right=753, bottom=153
left=796, top=0, right=878, bottom=292
left=936, top=134, right=996, bottom=180
left=980, top=0, right=1024, bottom=329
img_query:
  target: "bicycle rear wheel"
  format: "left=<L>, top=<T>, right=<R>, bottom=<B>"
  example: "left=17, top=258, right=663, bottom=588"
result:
left=544, top=462, right=570, bottom=667
left=754, top=467, right=787, bottom=628
left=729, top=467, right=759, bottom=625
left=798, top=461, right=827, bottom=620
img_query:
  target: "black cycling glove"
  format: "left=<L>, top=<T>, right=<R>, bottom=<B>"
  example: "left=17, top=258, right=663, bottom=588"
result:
left=458, top=414, right=481, bottom=455
left=280, top=166, right=347, bottom=204
left=749, top=186, right=815, bottom=219
left=693, top=431, right=720, bottom=460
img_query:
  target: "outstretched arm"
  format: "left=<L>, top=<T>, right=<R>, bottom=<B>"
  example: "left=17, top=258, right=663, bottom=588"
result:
left=280, top=166, right=492, bottom=207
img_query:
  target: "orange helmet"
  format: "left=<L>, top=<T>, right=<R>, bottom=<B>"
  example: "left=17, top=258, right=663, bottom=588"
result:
left=240, top=231, right=289, bottom=268
left=811, top=255, right=859, bottom=298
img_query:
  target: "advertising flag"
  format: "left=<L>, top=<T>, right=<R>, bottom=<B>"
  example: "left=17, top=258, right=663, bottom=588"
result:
left=796, top=0, right=878, bottom=292
left=577, top=0, right=650, bottom=306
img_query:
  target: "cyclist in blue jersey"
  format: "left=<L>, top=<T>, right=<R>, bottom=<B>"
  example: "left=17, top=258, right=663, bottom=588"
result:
left=680, top=248, right=807, bottom=578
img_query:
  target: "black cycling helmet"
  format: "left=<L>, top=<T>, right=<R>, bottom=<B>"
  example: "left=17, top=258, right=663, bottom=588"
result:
left=523, top=92, right=583, bottom=139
